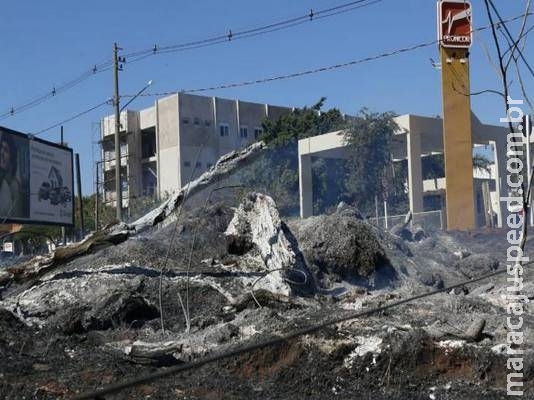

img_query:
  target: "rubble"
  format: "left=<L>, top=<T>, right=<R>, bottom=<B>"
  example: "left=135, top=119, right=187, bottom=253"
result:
left=0, top=188, right=533, bottom=399
left=225, top=192, right=314, bottom=296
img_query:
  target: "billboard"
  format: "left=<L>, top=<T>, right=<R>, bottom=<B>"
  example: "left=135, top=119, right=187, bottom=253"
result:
left=438, top=0, right=473, bottom=48
left=0, top=126, right=74, bottom=226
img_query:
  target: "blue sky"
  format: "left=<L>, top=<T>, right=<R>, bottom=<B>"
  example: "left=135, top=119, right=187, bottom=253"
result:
left=0, top=0, right=532, bottom=195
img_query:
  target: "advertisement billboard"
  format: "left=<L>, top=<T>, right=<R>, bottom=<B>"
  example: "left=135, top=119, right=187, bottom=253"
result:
left=0, top=126, right=74, bottom=226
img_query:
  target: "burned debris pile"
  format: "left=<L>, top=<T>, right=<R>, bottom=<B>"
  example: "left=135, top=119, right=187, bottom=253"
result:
left=0, top=181, right=532, bottom=398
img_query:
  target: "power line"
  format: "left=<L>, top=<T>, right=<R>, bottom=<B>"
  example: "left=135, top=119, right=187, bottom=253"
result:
left=31, top=10, right=534, bottom=135
left=134, top=39, right=437, bottom=98
left=8, top=7, right=532, bottom=132
left=0, top=60, right=111, bottom=121
left=129, top=11, right=533, bottom=98
left=0, top=0, right=381, bottom=121
left=72, top=264, right=514, bottom=400
left=123, top=0, right=383, bottom=63
left=33, top=99, right=111, bottom=136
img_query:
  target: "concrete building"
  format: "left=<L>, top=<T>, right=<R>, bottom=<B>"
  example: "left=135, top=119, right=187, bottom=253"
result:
left=100, top=93, right=290, bottom=208
left=298, top=113, right=510, bottom=228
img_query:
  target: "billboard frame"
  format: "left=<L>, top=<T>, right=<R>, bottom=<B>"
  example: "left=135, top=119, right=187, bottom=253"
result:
left=0, top=125, right=74, bottom=227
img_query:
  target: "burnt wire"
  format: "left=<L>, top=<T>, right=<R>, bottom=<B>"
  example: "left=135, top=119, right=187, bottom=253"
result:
left=72, top=261, right=520, bottom=400
left=183, top=184, right=247, bottom=330
left=250, top=267, right=308, bottom=308
left=157, top=129, right=213, bottom=335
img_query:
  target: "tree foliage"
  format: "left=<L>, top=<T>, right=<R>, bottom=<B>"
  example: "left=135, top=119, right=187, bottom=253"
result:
left=344, top=109, right=407, bottom=214
left=239, top=101, right=410, bottom=217
left=260, top=97, right=348, bottom=146
left=239, top=98, right=347, bottom=215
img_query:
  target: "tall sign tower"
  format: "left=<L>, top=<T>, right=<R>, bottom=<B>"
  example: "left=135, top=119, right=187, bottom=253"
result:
left=438, top=0, right=475, bottom=230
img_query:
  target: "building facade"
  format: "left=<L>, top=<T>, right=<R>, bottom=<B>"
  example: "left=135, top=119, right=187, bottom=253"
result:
left=100, top=93, right=290, bottom=208
left=298, top=113, right=510, bottom=229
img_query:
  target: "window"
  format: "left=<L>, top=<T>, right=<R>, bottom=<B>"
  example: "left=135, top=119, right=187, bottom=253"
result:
left=141, top=128, right=156, bottom=159
left=254, top=127, right=263, bottom=139
left=219, top=123, right=229, bottom=137
left=240, top=126, right=248, bottom=138
left=205, top=119, right=212, bottom=127
left=184, top=161, right=191, bottom=167
left=142, top=162, right=157, bottom=197
left=194, top=117, right=201, bottom=126
left=207, top=163, right=213, bottom=169
left=195, top=161, right=202, bottom=168
left=182, top=117, right=189, bottom=124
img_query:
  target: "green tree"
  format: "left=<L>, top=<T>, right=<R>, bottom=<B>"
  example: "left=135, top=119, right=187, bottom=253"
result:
left=344, top=109, right=408, bottom=215
left=239, top=98, right=348, bottom=215
left=14, top=224, right=62, bottom=254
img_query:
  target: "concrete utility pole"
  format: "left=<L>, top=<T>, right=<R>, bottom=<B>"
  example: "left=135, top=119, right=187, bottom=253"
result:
left=113, top=42, right=122, bottom=220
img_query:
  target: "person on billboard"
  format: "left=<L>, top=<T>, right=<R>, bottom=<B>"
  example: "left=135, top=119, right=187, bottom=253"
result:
left=0, top=133, right=23, bottom=218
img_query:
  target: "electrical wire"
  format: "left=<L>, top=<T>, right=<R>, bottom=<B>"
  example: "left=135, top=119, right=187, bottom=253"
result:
left=123, top=0, right=382, bottom=62
left=1, top=2, right=527, bottom=122
left=137, top=39, right=437, bottom=98
left=130, top=11, right=532, bottom=99
left=0, top=0, right=381, bottom=121
left=32, top=99, right=111, bottom=136
left=0, top=60, right=111, bottom=121
left=9, top=8, right=530, bottom=170
left=72, top=264, right=517, bottom=400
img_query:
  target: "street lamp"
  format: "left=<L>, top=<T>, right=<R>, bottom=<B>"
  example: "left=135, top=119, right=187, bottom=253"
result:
left=113, top=77, right=153, bottom=221
left=120, top=80, right=153, bottom=113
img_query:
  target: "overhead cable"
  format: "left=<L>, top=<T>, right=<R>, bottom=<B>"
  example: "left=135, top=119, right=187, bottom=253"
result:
left=130, top=11, right=533, bottom=98
left=33, top=99, right=111, bottom=136
left=72, top=264, right=515, bottom=400
left=123, top=0, right=382, bottom=61
left=0, top=60, right=111, bottom=121
left=1, top=0, right=382, bottom=119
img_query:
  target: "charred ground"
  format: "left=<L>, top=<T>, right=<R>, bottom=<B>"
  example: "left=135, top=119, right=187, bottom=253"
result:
left=0, top=195, right=533, bottom=400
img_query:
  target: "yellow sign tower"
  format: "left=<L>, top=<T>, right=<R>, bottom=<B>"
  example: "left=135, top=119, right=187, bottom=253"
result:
left=438, top=0, right=475, bottom=230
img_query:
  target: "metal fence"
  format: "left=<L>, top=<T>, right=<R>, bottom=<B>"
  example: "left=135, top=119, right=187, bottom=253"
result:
left=369, top=210, right=443, bottom=231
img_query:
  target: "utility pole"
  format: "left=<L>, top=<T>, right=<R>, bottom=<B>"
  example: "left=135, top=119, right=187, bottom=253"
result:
left=60, top=126, right=66, bottom=245
left=111, top=43, right=151, bottom=221
left=113, top=42, right=123, bottom=221
left=75, top=154, right=84, bottom=238
left=95, top=162, right=99, bottom=231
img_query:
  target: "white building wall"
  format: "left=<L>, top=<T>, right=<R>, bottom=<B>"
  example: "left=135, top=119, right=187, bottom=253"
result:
left=178, top=93, right=219, bottom=186
left=101, top=93, right=291, bottom=206
left=156, top=95, right=180, bottom=197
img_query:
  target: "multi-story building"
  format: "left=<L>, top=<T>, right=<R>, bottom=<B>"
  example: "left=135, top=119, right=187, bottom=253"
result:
left=100, top=92, right=291, bottom=208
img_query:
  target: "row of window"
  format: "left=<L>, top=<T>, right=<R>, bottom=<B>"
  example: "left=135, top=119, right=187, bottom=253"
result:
left=220, top=124, right=263, bottom=139
left=182, top=117, right=211, bottom=127
left=181, top=115, right=264, bottom=139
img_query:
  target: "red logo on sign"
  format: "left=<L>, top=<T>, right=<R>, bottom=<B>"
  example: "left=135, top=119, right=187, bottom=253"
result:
left=438, top=0, right=473, bottom=48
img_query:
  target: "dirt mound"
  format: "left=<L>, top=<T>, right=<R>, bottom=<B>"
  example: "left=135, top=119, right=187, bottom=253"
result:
left=290, top=211, right=390, bottom=279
